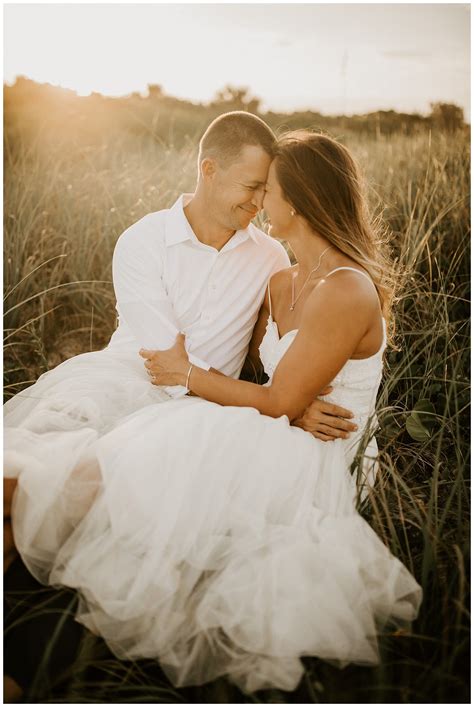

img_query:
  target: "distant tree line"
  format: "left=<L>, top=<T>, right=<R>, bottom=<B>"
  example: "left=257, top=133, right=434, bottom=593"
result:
left=4, top=76, right=467, bottom=150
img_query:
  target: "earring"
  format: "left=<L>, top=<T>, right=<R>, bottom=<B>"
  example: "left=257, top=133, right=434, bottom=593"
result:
left=290, top=209, right=295, bottom=216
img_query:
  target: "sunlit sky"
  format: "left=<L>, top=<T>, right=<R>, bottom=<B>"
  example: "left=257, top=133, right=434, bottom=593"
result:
left=4, top=3, right=471, bottom=118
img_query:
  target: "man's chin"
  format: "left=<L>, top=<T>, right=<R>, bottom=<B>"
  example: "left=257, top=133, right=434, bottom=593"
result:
left=237, top=208, right=255, bottom=229
left=234, top=218, right=251, bottom=231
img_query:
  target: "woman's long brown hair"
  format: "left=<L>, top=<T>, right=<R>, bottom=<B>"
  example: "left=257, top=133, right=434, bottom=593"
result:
left=273, top=130, right=396, bottom=333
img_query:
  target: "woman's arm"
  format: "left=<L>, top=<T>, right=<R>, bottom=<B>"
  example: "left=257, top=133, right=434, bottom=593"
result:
left=144, top=277, right=376, bottom=421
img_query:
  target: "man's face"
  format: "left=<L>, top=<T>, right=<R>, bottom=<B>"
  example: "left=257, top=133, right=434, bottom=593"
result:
left=206, top=145, right=272, bottom=231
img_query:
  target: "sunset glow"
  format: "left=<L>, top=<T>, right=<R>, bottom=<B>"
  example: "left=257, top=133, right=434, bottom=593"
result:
left=4, top=4, right=471, bottom=117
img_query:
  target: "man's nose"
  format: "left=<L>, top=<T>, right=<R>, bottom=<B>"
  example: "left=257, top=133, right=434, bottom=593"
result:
left=251, top=185, right=265, bottom=211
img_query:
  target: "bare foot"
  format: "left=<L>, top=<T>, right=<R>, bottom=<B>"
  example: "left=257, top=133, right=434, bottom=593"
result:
left=3, top=675, right=23, bottom=703
left=4, top=519, right=18, bottom=573
left=4, top=479, right=19, bottom=573
left=4, top=478, right=18, bottom=518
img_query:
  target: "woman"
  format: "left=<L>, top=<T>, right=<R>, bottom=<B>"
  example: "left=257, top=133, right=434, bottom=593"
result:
left=7, top=132, right=422, bottom=693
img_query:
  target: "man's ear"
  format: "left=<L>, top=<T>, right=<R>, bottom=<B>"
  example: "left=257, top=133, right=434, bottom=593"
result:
left=200, top=157, right=218, bottom=181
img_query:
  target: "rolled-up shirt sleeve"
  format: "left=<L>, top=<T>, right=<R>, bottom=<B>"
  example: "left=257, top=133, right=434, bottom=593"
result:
left=112, top=222, right=211, bottom=398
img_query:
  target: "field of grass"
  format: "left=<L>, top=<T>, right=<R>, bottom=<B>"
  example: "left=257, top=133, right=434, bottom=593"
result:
left=4, top=107, right=470, bottom=703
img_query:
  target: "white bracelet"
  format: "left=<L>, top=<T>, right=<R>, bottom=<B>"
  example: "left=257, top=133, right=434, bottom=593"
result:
left=185, top=364, right=194, bottom=391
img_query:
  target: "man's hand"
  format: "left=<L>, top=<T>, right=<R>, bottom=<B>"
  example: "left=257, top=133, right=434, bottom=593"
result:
left=293, top=387, right=358, bottom=442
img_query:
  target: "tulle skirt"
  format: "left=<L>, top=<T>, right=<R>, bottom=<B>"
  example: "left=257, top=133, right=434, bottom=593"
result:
left=5, top=374, right=423, bottom=693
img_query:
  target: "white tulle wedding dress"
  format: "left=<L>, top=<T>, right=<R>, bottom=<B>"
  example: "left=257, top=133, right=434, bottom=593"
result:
left=4, top=269, right=422, bottom=694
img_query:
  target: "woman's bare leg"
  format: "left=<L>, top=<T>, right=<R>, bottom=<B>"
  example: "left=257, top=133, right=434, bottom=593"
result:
left=4, top=520, right=17, bottom=574
left=3, top=675, right=23, bottom=703
left=4, top=478, right=18, bottom=572
left=4, top=477, right=17, bottom=518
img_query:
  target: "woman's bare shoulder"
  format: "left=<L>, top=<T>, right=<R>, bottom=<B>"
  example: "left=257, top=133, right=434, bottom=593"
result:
left=305, top=267, right=380, bottom=329
left=268, top=265, right=296, bottom=292
left=266, top=267, right=297, bottom=312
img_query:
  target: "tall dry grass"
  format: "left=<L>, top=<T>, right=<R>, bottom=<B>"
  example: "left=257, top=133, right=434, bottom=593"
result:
left=3, top=121, right=470, bottom=702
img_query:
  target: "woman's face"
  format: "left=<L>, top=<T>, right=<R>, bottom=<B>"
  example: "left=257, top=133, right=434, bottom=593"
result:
left=263, top=160, right=295, bottom=238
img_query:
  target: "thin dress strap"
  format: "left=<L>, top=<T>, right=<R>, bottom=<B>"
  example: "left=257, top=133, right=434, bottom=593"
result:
left=267, top=280, right=273, bottom=318
left=325, top=266, right=374, bottom=286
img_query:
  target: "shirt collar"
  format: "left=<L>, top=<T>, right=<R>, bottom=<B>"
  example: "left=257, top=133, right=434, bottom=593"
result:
left=164, top=194, right=259, bottom=248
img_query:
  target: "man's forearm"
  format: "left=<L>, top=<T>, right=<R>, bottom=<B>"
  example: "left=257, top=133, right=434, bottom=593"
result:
left=292, top=394, right=357, bottom=440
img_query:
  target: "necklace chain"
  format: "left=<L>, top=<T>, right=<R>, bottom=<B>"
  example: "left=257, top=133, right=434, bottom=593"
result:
left=290, top=246, right=333, bottom=311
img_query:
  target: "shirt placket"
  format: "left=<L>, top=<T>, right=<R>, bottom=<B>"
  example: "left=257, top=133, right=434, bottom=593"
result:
left=200, top=250, right=222, bottom=327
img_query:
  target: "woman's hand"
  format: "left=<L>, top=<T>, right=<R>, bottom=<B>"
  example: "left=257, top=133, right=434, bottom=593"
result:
left=139, top=333, right=190, bottom=387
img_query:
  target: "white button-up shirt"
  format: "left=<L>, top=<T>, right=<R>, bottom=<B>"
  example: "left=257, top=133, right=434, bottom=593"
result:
left=108, top=194, right=290, bottom=396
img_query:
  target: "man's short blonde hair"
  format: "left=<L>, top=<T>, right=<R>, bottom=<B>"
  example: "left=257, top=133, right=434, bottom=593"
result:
left=198, top=111, right=276, bottom=168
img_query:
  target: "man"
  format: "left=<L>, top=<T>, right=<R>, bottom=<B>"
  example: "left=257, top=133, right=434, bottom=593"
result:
left=4, top=111, right=356, bottom=701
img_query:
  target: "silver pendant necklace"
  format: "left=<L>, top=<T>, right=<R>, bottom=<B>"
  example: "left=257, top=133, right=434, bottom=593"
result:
left=290, top=246, right=333, bottom=311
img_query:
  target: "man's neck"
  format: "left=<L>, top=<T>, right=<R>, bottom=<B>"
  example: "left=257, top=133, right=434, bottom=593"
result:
left=184, top=194, right=236, bottom=251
